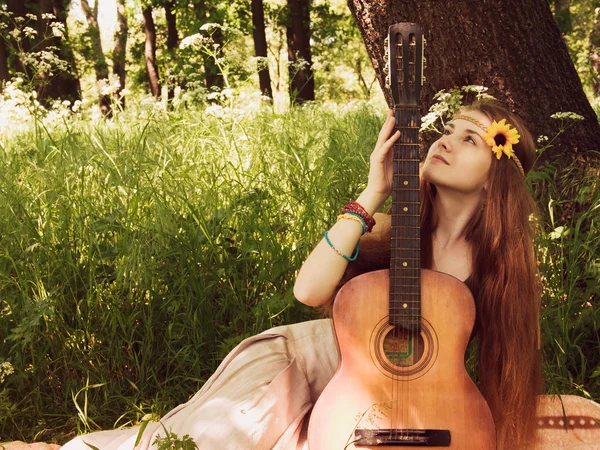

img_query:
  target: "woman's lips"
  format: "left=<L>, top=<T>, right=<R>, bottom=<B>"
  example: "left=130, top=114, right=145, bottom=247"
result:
left=432, top=155, right=449, bottom=164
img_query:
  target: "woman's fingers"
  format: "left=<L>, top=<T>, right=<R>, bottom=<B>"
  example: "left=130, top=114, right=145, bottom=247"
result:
left=375, top=111, right=397, bottom=148
left=373, top=130, right=400, bottom=162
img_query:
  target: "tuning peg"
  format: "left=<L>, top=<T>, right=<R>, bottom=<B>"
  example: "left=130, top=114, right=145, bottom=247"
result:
left=385, top=74, right=390, bottom=87
left=423, top=37, right=427, bottom=47
left=384, top=36, right=389, bottom=48
left=423, top=57, right=427, bottom=69
left=383, top=64, right=389, bottom=75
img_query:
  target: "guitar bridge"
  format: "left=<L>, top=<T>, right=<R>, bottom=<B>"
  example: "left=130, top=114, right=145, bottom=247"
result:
left=354, top=428, right=450, bottom=446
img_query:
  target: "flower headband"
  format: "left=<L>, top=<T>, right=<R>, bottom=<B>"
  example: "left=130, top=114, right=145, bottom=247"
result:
left=452, top=114, right=525, bottom=177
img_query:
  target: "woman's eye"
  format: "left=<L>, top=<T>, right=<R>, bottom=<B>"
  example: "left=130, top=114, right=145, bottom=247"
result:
left=465, top=136, right=475, bottom=144
left=442, top=129, right=451, bottom=135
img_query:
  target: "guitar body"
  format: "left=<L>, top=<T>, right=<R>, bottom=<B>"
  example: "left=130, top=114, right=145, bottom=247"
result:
left=308, top=269, right=496, bottom=449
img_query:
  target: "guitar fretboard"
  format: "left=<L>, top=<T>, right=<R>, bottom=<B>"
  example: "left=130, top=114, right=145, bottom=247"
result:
left=390, top=106, right=421, bottom=330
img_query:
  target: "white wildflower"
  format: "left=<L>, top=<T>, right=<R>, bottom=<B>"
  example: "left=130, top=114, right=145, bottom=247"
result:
left=550, top=112, right=585, bottom=121
left=9, top=28, right=21, bottom=40
left=549, top=226, right=566, bottom=240
left=200, top=23, right=220, bottom=31
left=0, top=361, right=14, bottom=383
left=537, top=135, right=549, bottom=143
left=205, top=104, right=225, bottom=118
left=50, top=22, right=65, bottom=38
left=180, top=33, right=204, bottom=49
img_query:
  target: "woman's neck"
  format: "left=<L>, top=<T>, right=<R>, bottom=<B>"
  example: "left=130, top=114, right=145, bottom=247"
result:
left=432, top=188, right=483, bottom=249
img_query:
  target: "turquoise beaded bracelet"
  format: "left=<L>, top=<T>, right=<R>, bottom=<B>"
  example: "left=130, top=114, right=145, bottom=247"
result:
left=324, top=230, right=360, bottom=261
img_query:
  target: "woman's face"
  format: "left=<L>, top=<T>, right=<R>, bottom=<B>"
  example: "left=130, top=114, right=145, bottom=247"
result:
left=422, top=109, right=493, bottom=196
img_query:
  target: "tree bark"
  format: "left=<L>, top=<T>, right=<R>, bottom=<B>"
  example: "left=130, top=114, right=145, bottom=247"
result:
left=6, top=0, right=33, bottom=76
left=347, top=0, right=600, bottom=162
left=192, top=2, right=225, bottom=90
left=286, top=0, right=314, bottom=105
left=0, top=38, right=9, bottom=89
left=36, top=0, right=80, bottom=104
left=113, top=0, right=128, bottom=109
left=165, top=0, right=178, bottom=103
left=252, top=0, right=273, bottom=99
left=80, top=0, right=110, bottom=114
left=142, top=6, right=161, bottom=99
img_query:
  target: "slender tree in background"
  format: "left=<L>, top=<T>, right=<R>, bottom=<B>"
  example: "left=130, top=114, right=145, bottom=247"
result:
left=192, top=1, right=225, bottom=90
left=347, top=0, right=600, bottom=162
left=286, top=0, right=314, bottom=104
left=80, top=0, right=111, bottom=114
left=5, top=0, right=34, bottom=75
left=142, top=5, right=161, bottom=99
left=113, top=0, right=128, bottom=109
left=252, top=0, right=272, bottom=99
left=37, top=0, right=80, bottom=103
left=0, top=37, right=9, bottom=88
left=164, top=0, right=178, bottom=102
left=588, top=2, right=600, bottom=97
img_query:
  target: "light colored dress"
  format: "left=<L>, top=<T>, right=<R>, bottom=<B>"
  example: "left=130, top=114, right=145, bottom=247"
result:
left=61, top=319, right=338, bottom=450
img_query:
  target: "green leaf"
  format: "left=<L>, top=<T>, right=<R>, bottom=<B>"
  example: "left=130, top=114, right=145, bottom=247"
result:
left=134, top=419, right=151, bottom=447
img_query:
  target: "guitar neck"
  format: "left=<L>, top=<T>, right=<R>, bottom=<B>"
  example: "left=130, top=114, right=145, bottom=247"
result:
left=390, top=106, right=421, bottom=330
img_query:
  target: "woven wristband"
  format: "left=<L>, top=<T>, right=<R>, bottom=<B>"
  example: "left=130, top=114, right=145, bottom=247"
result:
left=341, top=201, right=375, bottom=232
left=337, top=212, right=367, bottom=235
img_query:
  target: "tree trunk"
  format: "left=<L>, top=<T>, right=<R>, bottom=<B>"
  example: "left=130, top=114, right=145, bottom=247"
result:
left=0, top=38, right=9, bottom=89
left=113, top=0, right=127, bottom=109
left=286, top=0, right=314, bottom=105
left=142, top=6, right=161, bottom=99
left=192, top=2, right=225, bottom=90
left=36, top=0, right=80, bottom=104
left=80, top=0, right=111, bottom=114
left=252, top=0, right=273, bottom=99
left=6, top=0, right=33, bottom=76
left=347, top=0, right=600, bottom=162
left=165, top=0, right=178, bottom=103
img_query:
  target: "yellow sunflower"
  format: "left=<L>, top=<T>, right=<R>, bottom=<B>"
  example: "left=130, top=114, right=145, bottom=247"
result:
left=482, top=119, right=520, bottom=160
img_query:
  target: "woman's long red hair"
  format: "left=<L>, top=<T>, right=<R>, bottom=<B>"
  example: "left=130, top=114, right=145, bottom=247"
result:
left=337, top=100, right=543, bottom=448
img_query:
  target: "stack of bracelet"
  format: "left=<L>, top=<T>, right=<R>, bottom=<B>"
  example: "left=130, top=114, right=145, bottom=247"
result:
left=341, top=201, right=376, bottom=232
left=323, top=201, right=376, bottom=262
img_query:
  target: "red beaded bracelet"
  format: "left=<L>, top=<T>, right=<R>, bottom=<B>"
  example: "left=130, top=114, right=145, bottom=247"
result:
left=341, top=201, right=376, bottom=232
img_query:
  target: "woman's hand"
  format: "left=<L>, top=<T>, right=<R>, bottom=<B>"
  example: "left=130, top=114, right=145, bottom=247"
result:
left=366, top=109, right=400, bottom=202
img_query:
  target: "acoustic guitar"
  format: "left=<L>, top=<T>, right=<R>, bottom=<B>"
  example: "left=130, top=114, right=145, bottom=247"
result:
left=308, top=23, right=497, bottom=449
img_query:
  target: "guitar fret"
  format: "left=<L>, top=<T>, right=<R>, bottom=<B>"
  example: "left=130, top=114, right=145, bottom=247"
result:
left=389, top=92, right=422, bottom=318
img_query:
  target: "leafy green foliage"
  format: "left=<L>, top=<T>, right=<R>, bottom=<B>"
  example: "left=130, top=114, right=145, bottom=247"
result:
left=0, top=95, right=383, bottom=443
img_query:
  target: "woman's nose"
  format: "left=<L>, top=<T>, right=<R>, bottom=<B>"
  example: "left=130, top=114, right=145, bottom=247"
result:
left=438, top=134, right=452, bottom=151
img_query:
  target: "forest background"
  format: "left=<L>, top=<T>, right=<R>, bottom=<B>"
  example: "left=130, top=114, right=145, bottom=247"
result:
left=0, top=0, right=599, bottom=445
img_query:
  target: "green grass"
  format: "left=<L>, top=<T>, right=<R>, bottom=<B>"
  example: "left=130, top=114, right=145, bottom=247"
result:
left=0, top=98, right=598, bottom=444
left=530, top=156, right=600, bottom=399
left=0, top=99, right=382, bottom=442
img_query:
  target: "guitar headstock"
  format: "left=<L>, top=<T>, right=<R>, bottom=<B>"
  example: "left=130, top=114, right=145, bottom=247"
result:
left=383, top=23, right=426, bottom=107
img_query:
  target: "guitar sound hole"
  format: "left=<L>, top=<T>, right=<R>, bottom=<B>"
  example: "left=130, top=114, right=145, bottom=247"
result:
left=383, top=326, right=425, bottom=367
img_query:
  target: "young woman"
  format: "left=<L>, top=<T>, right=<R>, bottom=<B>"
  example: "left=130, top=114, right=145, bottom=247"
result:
left=61, top=100, right=541, bottom=450
left=295, top=100, right=542, bottom=449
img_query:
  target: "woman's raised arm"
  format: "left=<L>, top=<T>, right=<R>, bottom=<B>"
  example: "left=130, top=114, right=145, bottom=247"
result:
left=294, top=110, right=399, bottom=307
